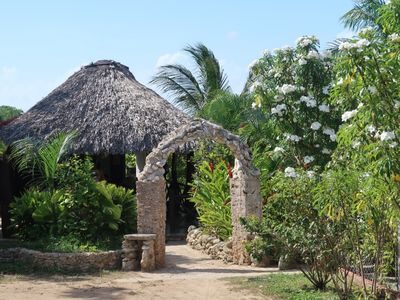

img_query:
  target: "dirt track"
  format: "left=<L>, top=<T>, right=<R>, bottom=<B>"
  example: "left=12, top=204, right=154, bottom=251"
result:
left=0, top=242, right=278, bottom=299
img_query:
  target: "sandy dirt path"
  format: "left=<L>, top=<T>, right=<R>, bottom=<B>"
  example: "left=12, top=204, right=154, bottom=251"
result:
left=0, top=242, right=279, bottom=299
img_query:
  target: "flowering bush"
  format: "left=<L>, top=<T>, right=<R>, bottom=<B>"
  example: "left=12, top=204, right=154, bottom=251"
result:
left=247, top=36, right=341, bottom=171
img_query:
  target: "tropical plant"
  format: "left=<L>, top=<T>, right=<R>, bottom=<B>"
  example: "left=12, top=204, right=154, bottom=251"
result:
left=341, top=0, right=386, bottom=31
left=0, top=105, right=22, bottom=121
left=190, top=161, right=232, bottom=240
left=150, top=43, right=230, bottom=114
left=9, top=132, right=76, bottom=189
left=199, top=91, right=252, bottom=132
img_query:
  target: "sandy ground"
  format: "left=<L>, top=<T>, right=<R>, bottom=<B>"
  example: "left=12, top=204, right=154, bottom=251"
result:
left=0, top=241, right=280, bottom=300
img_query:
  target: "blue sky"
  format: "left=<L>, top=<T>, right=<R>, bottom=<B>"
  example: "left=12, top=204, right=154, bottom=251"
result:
left=0, top=1, right=354, bottom=111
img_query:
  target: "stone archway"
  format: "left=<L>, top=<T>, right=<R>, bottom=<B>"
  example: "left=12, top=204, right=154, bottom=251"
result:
left=136, top=119, right=262, bottom=268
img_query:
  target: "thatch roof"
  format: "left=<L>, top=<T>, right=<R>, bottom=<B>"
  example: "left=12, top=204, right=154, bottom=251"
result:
left=0, top=60, right=191, bottom=154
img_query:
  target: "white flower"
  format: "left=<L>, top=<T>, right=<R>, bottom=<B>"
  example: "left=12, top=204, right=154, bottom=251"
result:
left=341, top=109, right=358, bottom=122
left=274, top=94, right=284, bottom=102
left=278, top=84, right=297, bottom=94
left=273, top=147, right=285, bottom=153
left=310, top=122, right=322, bottom=130
left=307, top=171, right=316, bottom=178
left=307, top=50, right=320, bottom=60
left=366, top=125, right=376, bottom=133
left=337, top=78, right=344, bottom=85
left=322, top=85, right=330, bottom=95
left=284, top=133, right=302, bottom=142
left=298, top=58, right=307, bottom=65
left=339, top=39, right=370, bottom=51
left=271, top=104, right=287, bottom=116
left=249, top=81, right=261, bottom=93
left=329, top=134, right=337, bottom=142
left=304, top=156, right=314, bottom=164
left=394, top=100, right=400, bottom=109
left=359, top=27, right=374, bottom=35
left=248, top=59, right=259, bottom=70
left=322, top=148, right=332, bottom=154
left=318, top=104, right=330, bottom=112
left=300, top=95, right=316, bottom=107
left=389, top=33, right=400, bottom=42
left=352, top=141, right=361, bottom=148
left=284, top=167, right=297, bottom=178
left=357, top=102, right=364, bottom=109
left=297, top=37, right=313, bottom=47
left=251, top=102, right=257, bottom=109
left=367, top=86, right=377, bottom=94
left=380, top=131, right=396, bottom=141
left=263, top=49, right=271, bottom=57
left=389, top=142, right=398, bottom=148
left=323, top=127, right=335, bottom=136
left=356, top=38, right=370, bottom=48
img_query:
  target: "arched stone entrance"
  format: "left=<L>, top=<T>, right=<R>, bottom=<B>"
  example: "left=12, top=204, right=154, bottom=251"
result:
left=136, top=119, right=262, bottom=268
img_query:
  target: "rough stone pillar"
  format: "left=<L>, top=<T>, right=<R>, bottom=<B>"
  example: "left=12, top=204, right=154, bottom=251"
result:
left=135, top=152, right=147, bottom=175
left=136, top=178, right=166, bottom=268
left=230, top=159, right=262, bottom=265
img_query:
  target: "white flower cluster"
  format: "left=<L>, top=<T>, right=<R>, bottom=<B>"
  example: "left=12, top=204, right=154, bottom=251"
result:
left=322, top=127, right=336, bottom=141
left=249, top=81, right=262, bottom=93
left=296, top=36, right=319, bottom=48
left=277, top=84, right=297, bottom=95
left=273, top=147, right=285, bottom=153
left=271, top=104, right=287, bottom=116
left=367, top=86, right=377, bottom=94
left=359, top=27, right=374, bottom=35
left=284, top=133, right=302, bottom=142
left=251, top=102, right=262, bottom=109
left=318, top=104, right=330, bottom=112
left=341, top=109, right=358, bottom=122
left=298, top=57, right=307, bottom=65
left=310, top=121, right=322, bottom=130
left=307, top=50, right=320, bottom=60
left=322, top=148, right=332, bottom=154
left=380, top=131, right=396, bottom=141
left=284, top=167, right=297, bottom=178
left=389, top=33, right=400, bottom=42
left=304, top=155, right=315, bottom=164
left=248, top=59, right=259, bottom=70
left=322, top=85, right=330, bottom=95
left=339, top=39, right=370, bottom=51
left=300, top=95, right=317, bottom=107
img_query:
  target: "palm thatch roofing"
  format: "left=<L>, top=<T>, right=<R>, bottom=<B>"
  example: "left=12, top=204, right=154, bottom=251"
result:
left=0, top=60, right=191, bottom=154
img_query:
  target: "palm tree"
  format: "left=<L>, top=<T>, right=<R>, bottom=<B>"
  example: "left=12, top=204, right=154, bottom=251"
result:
left=150, top=43, right=230, bottom=115
left=341, top=0, right=386, bottom=31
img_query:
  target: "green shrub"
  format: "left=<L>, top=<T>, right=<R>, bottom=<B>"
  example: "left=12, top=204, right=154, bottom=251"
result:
left=243, top=169, right=335, bottom=290
left=10, top=156, right=137, bottom=244
left=190, top=160, right=232, bottom=240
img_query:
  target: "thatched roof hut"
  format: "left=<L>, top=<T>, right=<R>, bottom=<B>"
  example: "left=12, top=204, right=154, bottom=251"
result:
left=0, top=60, right=191, bottom=154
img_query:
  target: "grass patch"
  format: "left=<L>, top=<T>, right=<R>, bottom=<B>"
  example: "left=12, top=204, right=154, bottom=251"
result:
left=0, top=235, right=122, bottom=253
left=229, top=273, right=357, bottom=300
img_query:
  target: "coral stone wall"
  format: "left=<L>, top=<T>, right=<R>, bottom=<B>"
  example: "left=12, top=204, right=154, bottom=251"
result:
left=0, top=248, right=122, bottom=271
left=186, top=226, right=234, bottom=263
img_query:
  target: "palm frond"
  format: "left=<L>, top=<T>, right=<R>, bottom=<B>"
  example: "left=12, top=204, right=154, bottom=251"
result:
left=184, top=43, right=230, bottom=98
left=341, top=0, right=386, bottom=31
left=150, top=64, right=204, bottom=113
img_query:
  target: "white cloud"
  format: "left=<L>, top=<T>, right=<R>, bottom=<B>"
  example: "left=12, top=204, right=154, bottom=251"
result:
left=155, top=52, right=187, bottom=68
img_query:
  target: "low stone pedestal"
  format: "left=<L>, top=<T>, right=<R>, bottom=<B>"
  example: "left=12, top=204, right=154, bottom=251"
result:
left=122, top=234, right=156, bottom=272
